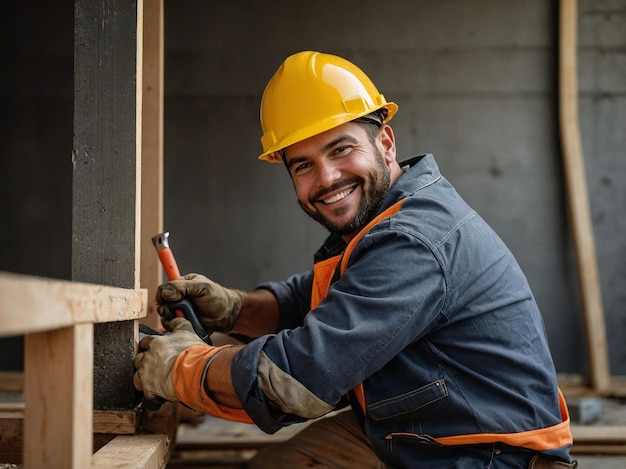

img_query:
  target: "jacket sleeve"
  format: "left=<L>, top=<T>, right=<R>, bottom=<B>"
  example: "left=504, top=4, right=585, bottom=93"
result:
left=232, top=228, right=447, bottom=433
left=255, top=270, right=313, bottom=331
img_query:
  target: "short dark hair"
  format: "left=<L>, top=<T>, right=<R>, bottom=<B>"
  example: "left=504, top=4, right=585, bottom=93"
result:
left=280, top=108, right=388, bottom=165
left=353, top=119, right=382, bottom=143
left=352, top=108, right=387, bottom=144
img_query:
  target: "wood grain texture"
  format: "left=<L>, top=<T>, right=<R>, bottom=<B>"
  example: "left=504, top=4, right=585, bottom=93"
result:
left=92, top=434, right=170, bottom=469
left=23, top=324, right=93, bottom=468
left=0, top=412, right=22, bottom=464
left=0, top=272, right=146, bottom=337
left=558, top=0, right=610, bottom=393
left=572, top=425, right=626, bottom=444
left=94, top=409, right=139, bottom=434
left=140, top=0, right=165, bottom=330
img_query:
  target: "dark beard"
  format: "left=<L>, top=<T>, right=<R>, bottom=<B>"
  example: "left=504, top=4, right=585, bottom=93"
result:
left=299, top=150, right=391, bottom=236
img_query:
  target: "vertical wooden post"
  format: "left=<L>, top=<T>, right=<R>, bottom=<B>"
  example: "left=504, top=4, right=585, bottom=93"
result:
left=23, top=324, right=93, bottom=468
left=558, top=0, right=611, bottom=393
left=141, top=0, right=164, bottom=329
left=72, top=0, right=143, bottom=410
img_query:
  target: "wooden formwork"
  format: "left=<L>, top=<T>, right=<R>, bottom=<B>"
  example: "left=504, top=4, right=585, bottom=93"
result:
left=0, top=0, right=171, bottom=467
left=0, top=274, right=167, bottom=467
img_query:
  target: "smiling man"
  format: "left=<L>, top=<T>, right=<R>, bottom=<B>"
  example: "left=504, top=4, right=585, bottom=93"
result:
left=287, top=118, right=401, bottom=238
left=134, top=51, right=576, bottom=468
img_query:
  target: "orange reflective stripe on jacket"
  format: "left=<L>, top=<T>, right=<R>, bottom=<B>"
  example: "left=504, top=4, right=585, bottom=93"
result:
left=311, top=254, right=342, bottom=310
left=312, top=201, right=405, bottom=311
left=430, top=390, right=572, bottom=451
left=310, top=198, right=572, bottom=451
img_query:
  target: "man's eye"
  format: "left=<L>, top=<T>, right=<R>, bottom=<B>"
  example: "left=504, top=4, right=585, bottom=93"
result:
left=333, top=146, right=349, bottom=155
left=294, top=162, right=311, bottom=173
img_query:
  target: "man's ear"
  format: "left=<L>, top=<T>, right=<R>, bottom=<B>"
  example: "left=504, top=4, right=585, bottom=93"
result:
left=378, top=125, right=396, bottom=164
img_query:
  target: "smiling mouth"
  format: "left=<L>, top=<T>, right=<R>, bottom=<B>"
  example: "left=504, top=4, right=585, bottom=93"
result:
left=320, top=186, right=356, bottom=205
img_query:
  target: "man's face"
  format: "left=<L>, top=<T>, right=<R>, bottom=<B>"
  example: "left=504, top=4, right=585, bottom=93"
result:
left=283, top=122, right=397, bottom=239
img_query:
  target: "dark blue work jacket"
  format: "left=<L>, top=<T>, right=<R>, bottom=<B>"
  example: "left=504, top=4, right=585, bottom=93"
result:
left=232, top=154, right=573, bottom=468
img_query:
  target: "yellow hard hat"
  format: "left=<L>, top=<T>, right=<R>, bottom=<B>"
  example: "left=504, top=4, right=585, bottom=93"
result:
left=258, top=51, right=398, bottom=163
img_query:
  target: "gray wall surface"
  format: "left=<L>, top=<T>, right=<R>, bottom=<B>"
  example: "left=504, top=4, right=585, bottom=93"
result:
left=1, top=1, right=624, bottom=376
left=0, top=2, right=73, bottom=369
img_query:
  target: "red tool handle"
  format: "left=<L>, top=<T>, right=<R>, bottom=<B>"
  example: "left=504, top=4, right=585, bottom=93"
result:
left=157, top=247, right=181, bottom=281
left=152, top=233, right=185, bottom=318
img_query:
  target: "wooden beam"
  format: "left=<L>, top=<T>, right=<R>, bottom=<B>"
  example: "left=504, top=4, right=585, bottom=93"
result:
left=571, top=445, right=626, bottom=455
left=23, top=324, right=93, bottom=468
left=559, top=374, right=626, bottom=398
left=94, top=409, right=139, bottom=434
left=0, top=411, right=22, bottom=464
left=0, top=408, right=139, bottom=464
left=140, top=0, right=165, bottom=330
left=92, top=434, right=170, bottom=469
left=0, top=272, right=146, bottom=337
left=572, top=425, right=626, bottom=444
left=559, top=0, right=611, bottom=393
left=0, top=371, right=23, bottom=392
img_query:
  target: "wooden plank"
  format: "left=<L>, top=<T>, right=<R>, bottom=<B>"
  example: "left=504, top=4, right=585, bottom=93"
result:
left=571, top=444, right=626, bottom=455
left=92, top=434, right=170, bottom=469
left=0, top=272, right=146, bottom=337
left=1, top=404, right=174, bottom=434
left=73, top=0, right=143, bottom=410
left=94, top=409, right=139, bottom=434
left=0, top=408, right=137, bottom=464
left=140, top=0, right=165, bottom=330
left=0, top=402, right=23, bottom=412
left=0, top=412, right=22, bottom=464
left=0, top=409, right=138, bottom=434
left=572, top=425, right=626, bottom=444
left=559, top=374, right=626, bottom=398
left=558, top=0, right=611, bottom=393
left=23, top=324, right=93, bottom=468
left=0, top=371, right=23, bottom=392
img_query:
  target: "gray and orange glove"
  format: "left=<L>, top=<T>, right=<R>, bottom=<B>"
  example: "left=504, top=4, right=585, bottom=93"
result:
left=156, top=273, right=244, bottom=332
left=133, top=317, right=252, bottom=423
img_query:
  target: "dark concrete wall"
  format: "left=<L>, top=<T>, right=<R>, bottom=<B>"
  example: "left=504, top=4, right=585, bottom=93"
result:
left=577, top=2, right=626, bottom=376
left=1, top=0, right=624, bottom=375
left=0, top=1, right=73, bottom=369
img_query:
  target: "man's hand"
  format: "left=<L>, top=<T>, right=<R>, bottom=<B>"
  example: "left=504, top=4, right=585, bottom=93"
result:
left=156, top=273, right=244, bottom=332
left=134, top=317, right=250, bottom=421
left=133, top=317, right=208, bottom=403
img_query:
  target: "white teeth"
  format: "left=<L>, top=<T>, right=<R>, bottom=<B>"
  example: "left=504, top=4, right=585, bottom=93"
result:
left=322, top=187, right=354, bottom=204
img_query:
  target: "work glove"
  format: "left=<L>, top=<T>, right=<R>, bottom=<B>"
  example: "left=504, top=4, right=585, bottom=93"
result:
left=156, top=273, right=244, bottom=332
left=133, top=317, right=207, bottom=403
left=133, top=317, right=253, bottom=423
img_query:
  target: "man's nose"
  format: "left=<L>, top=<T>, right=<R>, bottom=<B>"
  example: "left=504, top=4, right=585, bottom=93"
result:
left=315, top=158, right=342, bottom=187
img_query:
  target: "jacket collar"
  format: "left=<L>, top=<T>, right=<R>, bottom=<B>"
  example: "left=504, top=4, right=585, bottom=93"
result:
left=313, top=154, right=440, bottom=262
left=379, top=153, right=441, bottom=212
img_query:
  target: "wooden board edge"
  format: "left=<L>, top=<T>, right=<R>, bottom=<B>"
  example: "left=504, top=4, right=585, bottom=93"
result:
left=0, top=272, right=147, bottom=337
left=94, top=409, right=139, bottom=434
left=92, top=434, right=170, bottom=469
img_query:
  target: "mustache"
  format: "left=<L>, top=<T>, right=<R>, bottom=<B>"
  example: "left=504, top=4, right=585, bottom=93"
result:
left=310, top=177, right=362, bottom=203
